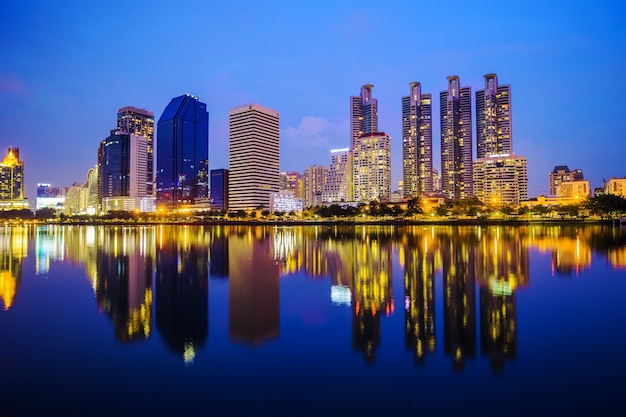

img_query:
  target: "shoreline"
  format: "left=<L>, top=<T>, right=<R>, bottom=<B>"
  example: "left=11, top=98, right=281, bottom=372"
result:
left=17, top=217, right=619, bottom=227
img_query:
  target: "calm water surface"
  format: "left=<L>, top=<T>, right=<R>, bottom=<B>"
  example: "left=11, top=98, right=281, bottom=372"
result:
left=1, top=224, right=625, bottom=416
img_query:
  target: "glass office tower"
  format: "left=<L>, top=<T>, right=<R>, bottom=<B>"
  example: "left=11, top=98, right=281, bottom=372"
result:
left=156, top=94, right=209, bottom=210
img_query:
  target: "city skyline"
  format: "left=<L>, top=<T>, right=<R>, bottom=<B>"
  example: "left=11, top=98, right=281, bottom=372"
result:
left=2, top=1, right=624, bottom=203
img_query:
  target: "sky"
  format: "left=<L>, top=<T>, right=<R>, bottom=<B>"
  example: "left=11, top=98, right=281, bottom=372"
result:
left=1, top=0, right=625, bottom=204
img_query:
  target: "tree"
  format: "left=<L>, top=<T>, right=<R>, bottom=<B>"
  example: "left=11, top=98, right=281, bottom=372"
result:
left=584, top=194, right=626, bottom=218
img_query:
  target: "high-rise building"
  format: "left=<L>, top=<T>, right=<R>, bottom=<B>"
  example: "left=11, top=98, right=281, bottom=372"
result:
left=279, top=171, right=302, bottom=198
left=350, top=84, right=378, bottom=150
left=210, top=169, right=229, bottom=211
left=99, top=130, right=149, bottom=212
left=440, top=76, right=473, bottom=200
left=475, top=74, right=512, bottom=158
left=472, top=154, right=528, bottom=205
left=117, top=106, right=155, bottom=195
left=156, top=94, right=209, bottom=210
left=322, top=148, right=352, bottom=203
left=303, top=165, right=328, bottom=208
left=402, top=82, right=433, bottom=198
left=228, top=103, right=279, bottom=211
left=549, top=165, right=575, bottom=196
left=353, top=132, right=392, bottom=203
left=0, top=147, right=27, bottom=210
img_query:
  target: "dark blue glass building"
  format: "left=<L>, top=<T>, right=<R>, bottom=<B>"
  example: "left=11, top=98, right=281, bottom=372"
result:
left=210, top=168, right=229, bottom=210
left=156, top=94, right=209, bottom=209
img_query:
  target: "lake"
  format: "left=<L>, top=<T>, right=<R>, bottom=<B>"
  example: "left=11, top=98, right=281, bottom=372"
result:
left=1, top=224, right=625, bottom=416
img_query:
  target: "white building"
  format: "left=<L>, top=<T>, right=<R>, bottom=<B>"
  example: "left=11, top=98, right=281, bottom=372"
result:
left=353, top=132, right=391, bottom=203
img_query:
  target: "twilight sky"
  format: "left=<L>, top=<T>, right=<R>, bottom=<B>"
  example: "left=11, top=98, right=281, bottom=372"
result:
left=1, top=0, right=624, bottom=204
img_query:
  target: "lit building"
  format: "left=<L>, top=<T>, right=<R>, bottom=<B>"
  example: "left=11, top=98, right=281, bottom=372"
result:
left=156, top=94, right=209, bottom=210
left=302, top=165, right=327, bottom=208
left=556, top=180, right=590, bottom=200
left=99, top=130, right=150, bottom=212
left=270, top=192, right=303, bottom=213
left=35, top=183, right=66, bottom=211
left=228, top=103, right=279, bottom=211
left=353, top=132, right=392, bottom=203
left=402, top=82, right=433, bottom=198
left=0, top=147, right=28, bottom=210
left=322, top=149, right=352, bottom=203
left=210, top=169, right=229, bottom=211
left=549, top=165, right=584, bottom=196
left=605, top=177, right=626, bottom=198
left=432, top=168, right=441, bottom=194
left=475, top=74, right=512, bottom=158
left=473, top=154, right=528, bottom=205
left=279, top=171, right=302, bottom=198
left=350, top=84, right=378, bottom=150
left=117, top=106, right=154, bottom=195
left=440, top=76, right=472, bottom=200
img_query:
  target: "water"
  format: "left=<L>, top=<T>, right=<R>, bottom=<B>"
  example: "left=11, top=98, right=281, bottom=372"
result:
left=1, top=224, right=625, bottom=416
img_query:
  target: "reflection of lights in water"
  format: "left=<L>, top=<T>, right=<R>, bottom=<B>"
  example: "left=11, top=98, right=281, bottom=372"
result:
left=404, top=295, right=410, bottom=311
left=330, top=285, right=351, bottom=306
left=183, top=340, right=196, bottom=365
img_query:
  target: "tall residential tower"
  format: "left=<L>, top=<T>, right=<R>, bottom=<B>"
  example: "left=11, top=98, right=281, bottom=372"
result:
left=228, top=103, right=280, bottom=211
left=156, top=94, right=209, bottom=210
left=440, top=76, right=473, bottom=200
left=402, top=82, right=433, bottom=198
left=116, top=106, right=155, bottom=195
left=475, top=74, right=512, bottom=158
left=350, top=84, right=378, bottom=150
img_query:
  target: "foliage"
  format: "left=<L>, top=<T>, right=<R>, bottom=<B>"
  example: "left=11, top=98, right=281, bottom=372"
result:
left=35, top=207, right=57, bottom=219
left=0, top=209, right=34, bottom=219
left=584, top=194, right=626, bottom=218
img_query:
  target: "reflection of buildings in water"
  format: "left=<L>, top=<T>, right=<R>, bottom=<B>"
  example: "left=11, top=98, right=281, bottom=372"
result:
left=608, top=247, right=626, bottom=270
left=475, top=226, right=524, bottom=372
left=441, top=230, right=477, bottom=370
left=155, top=226, right=209, bottom=364
left=403, top=232, right=436, bottom=364
left=229, top=228, right=279, bottom=345
left=273, top=226, right=302, bottom=276
left=351, top=231, right=393, bottom=363
left=480, top=287, right=516, bottom=373
left=35, top=225, right=65, bottom=275
left=0, top=226, right=27, bottom=310
left=209, top=235, right=229, bottom=279
left=525, top=226, right=591, bottom=277
left=95, top=227, right=154, bottom=343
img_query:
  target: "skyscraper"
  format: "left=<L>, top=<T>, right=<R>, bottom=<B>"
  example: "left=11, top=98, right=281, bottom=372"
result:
left=117, top=106, right=155, bottom=195
left=99, top=131, right=149, bottom=212
left=440, top=76, right=473, bottom=200
left=322, top=148, right=352, bottom=203
left=210, top=169, right=229, bottom=211
left=472, top=154, right=528, bottom=205
left=402, top=82, right=433, bottom=199
left=353, top=132, right=391, bottom=203
left=156, top=94, right=209, bottom=210
left=475, top=74, right=512, bottom=158
left=350, top=84, right=378, bottom=150
left=228, top=103, right=279, bottom=211
left=0, top=147, right=27, bottom=210
left=302, top=165, right=327, bottom=208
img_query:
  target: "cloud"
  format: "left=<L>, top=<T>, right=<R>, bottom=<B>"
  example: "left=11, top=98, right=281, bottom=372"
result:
left=281, top=116, right=348, bottom=150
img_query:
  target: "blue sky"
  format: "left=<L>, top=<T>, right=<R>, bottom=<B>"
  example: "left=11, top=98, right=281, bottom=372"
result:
left=1, top=0, right=624, bottom=203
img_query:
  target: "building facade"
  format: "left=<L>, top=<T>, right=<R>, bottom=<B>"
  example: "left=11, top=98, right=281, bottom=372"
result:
left=322, top=148, right=352, bottom=203
left=402, top=82, right=433, bottom=198
left=353, top=132, right=392, bottom=203
left=440, top=76, right=473, bottom=200
left=210, top=169, right=229, bottom=211
left=156, top=94, right=209, bottom=210
left=472, top=154, right=528, bottom=205
left=475, top=74, right=512, bottom=158
left=279, top=171, right=302, bottom=198
left=549, top=165, right=584, bottom=195
left=350, top=84, right=378, bottom=150
left=605, top=177, right=626, bottom=198
left=302, top=165, right=328, bottom=208
left=99, top=131, right=150, bottom=212
left=117, top=106, right=154, bottom=195
left=556, top=180, right=590, bottom=199
left=228, top=103, right=279, bottom=211
left=0, top=147, right=27, bottom=210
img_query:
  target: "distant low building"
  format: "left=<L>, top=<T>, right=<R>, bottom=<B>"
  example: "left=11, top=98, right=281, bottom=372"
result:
left=605, top=177, right=626, bottom=198
left=270, top=193, right=303, bottom=213
left=0, top=147, right=28, bottom=210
